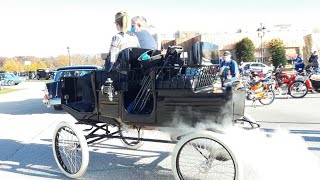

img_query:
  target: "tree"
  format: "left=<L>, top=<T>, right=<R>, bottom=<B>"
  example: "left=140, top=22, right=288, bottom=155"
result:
left=2, top=59, right=24, bottom=72
left=267, top=38, right=286, bottom=68
left=56, top=55, right=69, bottom=67
left=235, top=37, right=256, bottom=63
left=28, top=59, right=48, bottom=71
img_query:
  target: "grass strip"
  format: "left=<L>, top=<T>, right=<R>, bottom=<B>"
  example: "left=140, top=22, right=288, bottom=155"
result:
left=0, top=88, right=23, bottom=94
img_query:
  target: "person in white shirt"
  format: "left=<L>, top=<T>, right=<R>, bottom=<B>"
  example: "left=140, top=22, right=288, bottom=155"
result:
left=105, top=11, right=140, bottom=71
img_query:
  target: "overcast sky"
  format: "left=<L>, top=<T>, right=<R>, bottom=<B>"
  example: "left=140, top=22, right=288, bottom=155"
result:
left=0, top=0, right=319, bottom=57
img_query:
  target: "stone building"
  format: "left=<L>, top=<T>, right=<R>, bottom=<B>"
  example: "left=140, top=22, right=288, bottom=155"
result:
left=162, top=28, right=318, bottom=66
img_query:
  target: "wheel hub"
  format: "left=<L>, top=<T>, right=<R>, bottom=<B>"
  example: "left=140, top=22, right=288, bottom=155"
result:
left=199, top=157, right=213, bottom=173
left=66, top=142, right=78, bottom=151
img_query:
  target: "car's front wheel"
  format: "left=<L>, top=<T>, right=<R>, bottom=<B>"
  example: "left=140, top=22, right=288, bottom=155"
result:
left=7, top=80, right=15, bottom=86
left=52, top=121, right=89, bottom=178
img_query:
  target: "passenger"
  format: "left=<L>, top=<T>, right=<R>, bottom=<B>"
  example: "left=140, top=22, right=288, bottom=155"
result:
left=105, top=11, right=140, bottom=71
left=294, top=53, right=304, bottom=73
left=131, top=16, right=158, bottom=50
left=146, top=24, right=161, bottom=50
left=219, top=51, right=239, bottom=86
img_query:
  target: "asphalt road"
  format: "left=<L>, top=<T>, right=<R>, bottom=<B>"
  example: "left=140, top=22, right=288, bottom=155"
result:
left=0, top=82, right=320, bottom=180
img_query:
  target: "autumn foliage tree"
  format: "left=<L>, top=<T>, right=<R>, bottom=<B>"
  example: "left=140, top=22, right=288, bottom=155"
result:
left=2, top=59, right=24, bottom=72
left=267, top=38, right=286, bottom=68
left=56, top=55, right=70, bottom=67
left=28, top=59, right=48, bottom=71
left=0, top=53, right=103, bottom=72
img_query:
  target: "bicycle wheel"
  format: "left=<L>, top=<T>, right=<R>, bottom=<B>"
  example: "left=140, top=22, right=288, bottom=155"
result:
left=172, top=131, right=241, bottom=180
left=52, top=121, right=89, bottom=178
left=288, top=81, right=308, bottom=98
left=119, top=125, right=144, bottom=150
left=259, top=90, right=275, bottom=105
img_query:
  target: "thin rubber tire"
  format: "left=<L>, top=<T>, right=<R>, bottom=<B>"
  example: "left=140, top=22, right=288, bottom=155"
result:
left=172, top=131, right=241, bottom=180
left=119, top=126, right=144, bottom=150
left=259, top=90, right=275, bottom=105
left=52, top=121, right=89, bottom=178
left=288, top=81, right=308, bottom=98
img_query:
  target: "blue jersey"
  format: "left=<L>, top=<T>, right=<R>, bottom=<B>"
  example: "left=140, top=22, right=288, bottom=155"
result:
left=295, top=57, right=304, bottom=70
left=219, top=60, right=239, bottom=78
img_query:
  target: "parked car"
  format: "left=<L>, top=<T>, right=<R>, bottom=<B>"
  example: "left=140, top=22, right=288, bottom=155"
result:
left=0, top=77, right=3, bottom=90
left=36, top=68, right=55, bottom=80
left=0, top=72, right=22, bottom=86
left=242, top=62, right=273, bottom=75
left=43, top=65, right=103, bottom=110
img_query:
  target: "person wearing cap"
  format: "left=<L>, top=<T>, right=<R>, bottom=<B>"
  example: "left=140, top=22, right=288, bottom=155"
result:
left=294, top=53, right=304, bottom=73
left=218, top=51, right=239, bottom=85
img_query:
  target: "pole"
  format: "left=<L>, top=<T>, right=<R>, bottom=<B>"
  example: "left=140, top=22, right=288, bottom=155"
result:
left=261, top=35, right=263, bottom=63
left=67, top=46, right=71, bottom=66
left=257, top=23, right=266, bottom=63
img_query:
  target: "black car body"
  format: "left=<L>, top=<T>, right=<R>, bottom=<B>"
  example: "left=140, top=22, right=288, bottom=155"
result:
left=36, top=68, right=55, bottom=80
left=59, top=47, right=245, bottom=125
left=43, top=65, right=103, bottom=110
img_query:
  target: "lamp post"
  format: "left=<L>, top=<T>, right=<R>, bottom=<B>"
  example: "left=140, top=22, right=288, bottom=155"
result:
left=67, top=46, right=71, bottom=66
left=257, top=23, right=266, bottom=63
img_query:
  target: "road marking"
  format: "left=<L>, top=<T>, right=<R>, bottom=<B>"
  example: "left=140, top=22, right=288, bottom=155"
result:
left=262, top=128, right=320, bottom=151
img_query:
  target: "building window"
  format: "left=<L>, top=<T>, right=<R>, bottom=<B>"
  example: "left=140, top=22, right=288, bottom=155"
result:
left=181, top=33, right=187, bottom=38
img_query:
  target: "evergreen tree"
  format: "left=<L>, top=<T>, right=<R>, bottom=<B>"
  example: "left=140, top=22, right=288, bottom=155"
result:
left=235, top=37, right=255, bottom=63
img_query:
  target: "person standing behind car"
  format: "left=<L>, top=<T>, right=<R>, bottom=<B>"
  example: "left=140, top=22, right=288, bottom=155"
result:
left=219, top=51, right=239, bottom=85
left=131, top=16, right=157, bottom=50
left=294, top=53, right=305, bottom=73
left=308, top=51, right=319, bottom=70
left=105, top=11, right=140, bottom=71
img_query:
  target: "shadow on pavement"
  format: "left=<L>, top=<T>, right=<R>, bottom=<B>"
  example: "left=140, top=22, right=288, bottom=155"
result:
left=0, top=138, right=174, bottom=180
left=0, top=98, right=65, bottom=115
left=0, top=139, right=62, bottom=179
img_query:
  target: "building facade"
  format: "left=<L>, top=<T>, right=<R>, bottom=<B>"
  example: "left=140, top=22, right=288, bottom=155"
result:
left=161, top=28, right=318, bottom=66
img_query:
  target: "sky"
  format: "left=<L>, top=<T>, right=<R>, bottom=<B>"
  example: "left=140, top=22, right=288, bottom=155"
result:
left=0, top=0, right=320, bottom=58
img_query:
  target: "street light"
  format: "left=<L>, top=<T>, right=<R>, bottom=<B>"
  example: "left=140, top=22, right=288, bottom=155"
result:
left=67, top=46, right=71, bottom=66
left=257, top=23, right=266, bottom=63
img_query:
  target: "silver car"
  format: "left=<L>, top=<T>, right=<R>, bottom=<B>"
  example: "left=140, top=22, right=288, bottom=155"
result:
left=242, top=62, right=273, bottom=75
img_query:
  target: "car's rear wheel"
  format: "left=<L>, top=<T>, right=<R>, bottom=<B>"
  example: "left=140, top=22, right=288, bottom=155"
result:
left=54, top=105, right=63, bottom=110
left=172, top=131, right=241, bottom=180
left=289, top=81, right=308, bottom=98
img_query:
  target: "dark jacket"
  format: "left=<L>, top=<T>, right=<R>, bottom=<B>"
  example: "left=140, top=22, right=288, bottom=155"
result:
left=309, top=55, right=318, bottom=67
